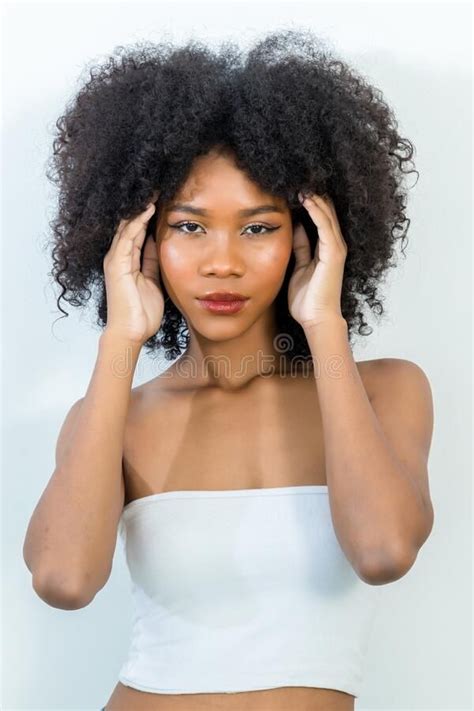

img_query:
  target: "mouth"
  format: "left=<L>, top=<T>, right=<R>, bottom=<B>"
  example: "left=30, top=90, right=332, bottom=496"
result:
left=197, top=292, right=249, bottom=301
left=196, top=295, right=250, bottom=315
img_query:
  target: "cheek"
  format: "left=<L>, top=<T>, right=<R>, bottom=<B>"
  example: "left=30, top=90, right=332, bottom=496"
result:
left=256, top=240, right=292, bottom=275
left=158, top=236, right=292, bottom=284
left=159, top=243, right=193, bottom=283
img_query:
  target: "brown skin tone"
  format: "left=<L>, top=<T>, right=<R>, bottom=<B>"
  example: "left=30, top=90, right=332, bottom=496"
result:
left=154, top=148, right=296, bottom=389
left=103, top=149, right=378, bottom=710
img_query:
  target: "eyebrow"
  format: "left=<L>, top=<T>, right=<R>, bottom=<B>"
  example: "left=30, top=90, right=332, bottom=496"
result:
left=167, top=203, right=286, bottom=217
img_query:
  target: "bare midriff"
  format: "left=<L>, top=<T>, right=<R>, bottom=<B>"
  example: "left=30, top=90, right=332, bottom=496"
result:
left=105, top=682, right=355, bottom=710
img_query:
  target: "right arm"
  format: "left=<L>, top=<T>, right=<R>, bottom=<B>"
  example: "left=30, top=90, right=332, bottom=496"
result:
left=23, top=196, right=163, bottom=610
left=23, top=333, right=141, bottom=609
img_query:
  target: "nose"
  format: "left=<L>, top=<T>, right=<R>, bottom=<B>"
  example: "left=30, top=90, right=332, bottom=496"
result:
left=199, top=235, right=245, bottom=277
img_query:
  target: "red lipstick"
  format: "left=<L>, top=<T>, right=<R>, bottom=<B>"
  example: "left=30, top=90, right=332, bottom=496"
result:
left=196, top=291, right=250, bottom=314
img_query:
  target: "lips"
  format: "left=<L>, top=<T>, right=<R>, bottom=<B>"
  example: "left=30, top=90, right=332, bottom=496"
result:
left=196, top=294, right=250, bottom=314
left=197, top=292, right=249, bottom=302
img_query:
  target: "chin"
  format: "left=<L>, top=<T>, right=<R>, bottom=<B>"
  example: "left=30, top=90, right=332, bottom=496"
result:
left=191, top=318, right=252, bottom=341
left=187, top=306, right=262, bottom=340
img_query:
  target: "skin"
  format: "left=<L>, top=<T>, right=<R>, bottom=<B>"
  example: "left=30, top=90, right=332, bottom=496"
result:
left=153, top=147, right=298, bottom=389
left=103, top=148, right=425, bottom=709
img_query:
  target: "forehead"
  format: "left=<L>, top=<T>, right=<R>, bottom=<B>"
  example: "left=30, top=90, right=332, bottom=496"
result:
left=172, top=151, right=286, bottom=210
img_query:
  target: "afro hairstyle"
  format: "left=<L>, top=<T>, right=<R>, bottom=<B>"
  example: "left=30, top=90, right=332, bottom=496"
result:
left=44, top=28, right=418, bottom=365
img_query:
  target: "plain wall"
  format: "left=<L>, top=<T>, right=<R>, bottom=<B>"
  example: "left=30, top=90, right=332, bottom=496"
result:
left=2, top=1, right=472, bottom=709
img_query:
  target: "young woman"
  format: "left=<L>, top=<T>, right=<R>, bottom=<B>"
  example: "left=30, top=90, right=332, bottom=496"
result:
left=23, top=29, right=435, bottom=711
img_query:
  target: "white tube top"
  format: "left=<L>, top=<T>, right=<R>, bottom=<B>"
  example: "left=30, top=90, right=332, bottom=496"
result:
left=117, top=484, right=381, bottom=698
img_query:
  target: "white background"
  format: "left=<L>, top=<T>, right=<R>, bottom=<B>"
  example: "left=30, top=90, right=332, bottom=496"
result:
left=1, top=1, right=472, bottom=709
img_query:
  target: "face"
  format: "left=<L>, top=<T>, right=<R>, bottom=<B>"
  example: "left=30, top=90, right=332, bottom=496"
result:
left=154, top=149, right=294, bottom=341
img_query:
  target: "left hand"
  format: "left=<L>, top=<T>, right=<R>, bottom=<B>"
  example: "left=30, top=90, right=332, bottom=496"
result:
left=288, top=192, right=348, bottom=330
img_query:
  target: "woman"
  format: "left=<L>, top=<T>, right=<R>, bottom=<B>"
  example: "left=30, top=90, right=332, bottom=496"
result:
left=23, top=29, right=435, bottom=710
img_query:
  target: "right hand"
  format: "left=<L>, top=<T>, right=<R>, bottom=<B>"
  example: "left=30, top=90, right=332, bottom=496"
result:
left=102, top=201, right=165, bottom=345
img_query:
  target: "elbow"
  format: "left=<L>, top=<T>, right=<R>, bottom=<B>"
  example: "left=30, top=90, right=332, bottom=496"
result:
left=31, top=570, right=95, bottom=610
left=355, top=543, right=418, bottom=585
left=354, top=508, right=435, bottom=586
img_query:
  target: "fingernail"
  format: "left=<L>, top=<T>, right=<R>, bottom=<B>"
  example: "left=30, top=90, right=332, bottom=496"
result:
left=298, top=192, right=305, bottom=204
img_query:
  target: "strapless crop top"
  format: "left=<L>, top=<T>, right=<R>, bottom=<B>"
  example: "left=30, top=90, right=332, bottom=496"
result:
left=117, top=485, right=382, bottom=698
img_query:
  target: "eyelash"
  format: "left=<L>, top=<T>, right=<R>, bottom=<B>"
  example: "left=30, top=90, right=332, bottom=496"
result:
left=167, top=221, right=280, bottom=236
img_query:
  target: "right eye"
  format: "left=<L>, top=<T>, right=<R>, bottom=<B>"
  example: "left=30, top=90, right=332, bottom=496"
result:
left=167, top=221, right=203, bottom=234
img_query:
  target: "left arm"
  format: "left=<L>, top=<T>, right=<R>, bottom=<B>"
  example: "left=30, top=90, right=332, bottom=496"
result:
left=289, top=191, right=435, bottom=585
left=305, top=317, right=435, bottom=585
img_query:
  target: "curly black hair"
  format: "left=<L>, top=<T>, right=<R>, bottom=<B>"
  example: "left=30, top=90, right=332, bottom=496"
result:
left=44, top=28, right=418, bottom=365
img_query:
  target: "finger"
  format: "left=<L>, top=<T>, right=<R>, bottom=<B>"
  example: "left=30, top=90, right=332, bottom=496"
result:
left=299, top=192, right=332, bottom=222
left=301, top=195, right=331, bottom=232
left=313, top=195, right=340, bottom=237
left=307, top=195, right=347, bottom=252
left=312, top=193, right=334, bottom=219
left=109, top=204, right=156, bottom=261
left=131, top=229, right=147, bottom=274
left=149, top=189, right=160, bottom=204
left=314, top=236, right=320, bottom=264
left=301, top=196, right=345, bottom=256
left=121, top=207, right=156, bottom=263
left=292, top=223, right=312, bottom=269
left=141, top=235, right=160, bottom=283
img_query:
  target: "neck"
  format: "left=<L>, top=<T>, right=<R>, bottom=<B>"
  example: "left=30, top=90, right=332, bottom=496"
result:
left=176, top=306, right=296, bottom=391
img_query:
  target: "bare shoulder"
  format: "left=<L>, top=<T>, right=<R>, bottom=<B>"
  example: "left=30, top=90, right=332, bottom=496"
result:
left=353, top=357, right=382, bottom=401
left=360, top=356, right=432, bottom=392
left=355, top=357, right=432, bottom=402
left=355, top=357, right=434, bottom=471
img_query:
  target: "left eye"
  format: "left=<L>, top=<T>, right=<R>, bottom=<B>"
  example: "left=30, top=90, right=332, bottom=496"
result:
left=244, top=224, right=278, bottom=236
left=168, top=222, right=279, bottom=236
